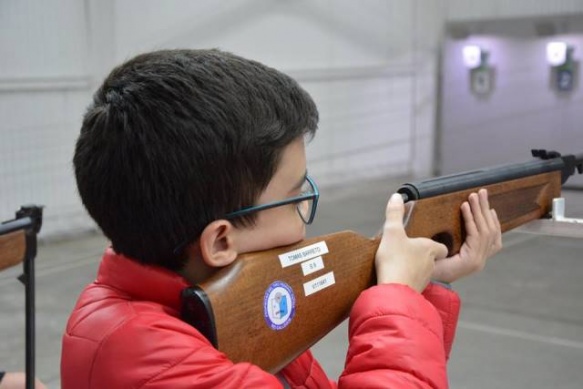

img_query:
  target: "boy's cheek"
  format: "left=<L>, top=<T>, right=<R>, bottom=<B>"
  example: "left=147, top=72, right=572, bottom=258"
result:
left=259, top=210, right=306, bottom=248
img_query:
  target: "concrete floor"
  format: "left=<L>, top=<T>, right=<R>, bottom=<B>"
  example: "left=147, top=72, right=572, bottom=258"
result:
left=1, top=176, right=583, bottom=388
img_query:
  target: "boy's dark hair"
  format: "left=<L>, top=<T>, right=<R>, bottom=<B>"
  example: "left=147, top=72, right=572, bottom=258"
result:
left=74, top=49, right=318, bottom=270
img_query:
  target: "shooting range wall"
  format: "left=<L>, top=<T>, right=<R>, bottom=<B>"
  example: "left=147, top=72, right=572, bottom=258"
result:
left=2, top=0, right=583, bottom=238
left=439, top=14, right=583, bottom=187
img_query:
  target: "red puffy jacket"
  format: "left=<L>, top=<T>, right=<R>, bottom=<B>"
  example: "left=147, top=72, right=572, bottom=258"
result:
left=61, top=249, right=460, bottom=388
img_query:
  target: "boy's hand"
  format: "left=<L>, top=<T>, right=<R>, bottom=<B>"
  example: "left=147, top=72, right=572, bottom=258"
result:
left=432, top=189, right=502, bottom=284
left=375, top=193, right=448, bottom=293
left=0, top=372, right=47, bottom=389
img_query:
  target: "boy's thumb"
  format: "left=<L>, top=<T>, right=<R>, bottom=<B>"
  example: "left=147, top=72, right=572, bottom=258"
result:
left=385, top=193, right=405, bottom=226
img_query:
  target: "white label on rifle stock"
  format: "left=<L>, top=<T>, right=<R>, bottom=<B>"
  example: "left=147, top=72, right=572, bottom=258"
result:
left=301, top=256, right=324, bottom=276
left=303, top=271, right=335, bottom=296
left=278, top=241, right=329, bottom=268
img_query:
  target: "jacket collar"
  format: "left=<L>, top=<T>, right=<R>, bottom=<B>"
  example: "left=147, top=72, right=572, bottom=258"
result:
left=96, top=247, right=190, bottom=311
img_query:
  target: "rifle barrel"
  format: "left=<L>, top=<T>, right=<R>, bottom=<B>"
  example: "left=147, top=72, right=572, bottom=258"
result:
left=399, top=158, right=565, bottom=200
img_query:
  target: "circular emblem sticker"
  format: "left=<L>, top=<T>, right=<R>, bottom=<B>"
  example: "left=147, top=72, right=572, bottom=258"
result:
left=263, top=281, right=295, bottom=330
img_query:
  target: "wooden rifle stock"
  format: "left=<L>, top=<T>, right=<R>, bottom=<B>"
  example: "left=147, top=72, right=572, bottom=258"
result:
left=0, top=230, right=26, bottom=271
left=181, top=150, right=582, bottom=373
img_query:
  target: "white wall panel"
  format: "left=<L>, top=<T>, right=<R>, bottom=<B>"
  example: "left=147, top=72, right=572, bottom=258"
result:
left=0, top=89, right=95, bottom=236
left=410, top=56, right=439, bottom=177
left=303, top=74, right=413, bottom=186
left=111, top=0, right=419, bottom=187
left=447, top=0, right=583, bottom=21
left=0, top=0, right=94, bottom=237
left=0, top=0, right=441, bottom=237
left=113, top=0, right=414, bottom=68
left=0, top=0, right=88, bottom=77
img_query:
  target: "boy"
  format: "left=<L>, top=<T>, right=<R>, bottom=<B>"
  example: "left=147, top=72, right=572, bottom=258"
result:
left=62, top=49, right=501, bottom=388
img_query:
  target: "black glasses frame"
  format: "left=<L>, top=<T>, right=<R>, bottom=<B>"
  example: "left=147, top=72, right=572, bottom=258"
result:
left=173, top=175, right=319, bottom=255
left=225, top=175, right=319, bottom=224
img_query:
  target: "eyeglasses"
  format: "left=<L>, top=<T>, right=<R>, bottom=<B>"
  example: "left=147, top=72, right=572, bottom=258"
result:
left=225, top=175, right=319, bottom=225
left=172, top=175, right=319, bottom=255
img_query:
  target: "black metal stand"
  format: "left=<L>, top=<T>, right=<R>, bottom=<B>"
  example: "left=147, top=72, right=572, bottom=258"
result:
left=1, top=206, right=42, bottom=389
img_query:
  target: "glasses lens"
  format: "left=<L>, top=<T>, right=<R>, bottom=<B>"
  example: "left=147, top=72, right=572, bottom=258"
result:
left=297, top=199, right=313, bottom=223
left=296, top=178, right=315, bottom=223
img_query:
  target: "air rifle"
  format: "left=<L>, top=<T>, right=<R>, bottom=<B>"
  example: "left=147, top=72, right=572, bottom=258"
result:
left=181, top=149, right=583, bottom=373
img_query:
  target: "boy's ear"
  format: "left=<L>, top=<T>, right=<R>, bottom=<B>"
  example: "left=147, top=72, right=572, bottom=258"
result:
left=199, top=220, right=238, bottom=268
